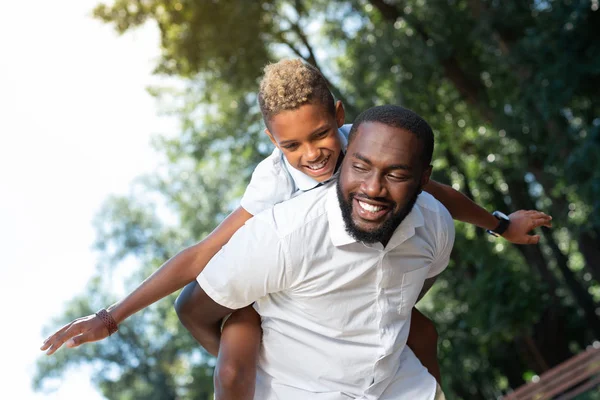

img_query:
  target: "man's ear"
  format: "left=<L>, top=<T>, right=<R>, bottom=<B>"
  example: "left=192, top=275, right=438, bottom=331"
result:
left=420, top=165, right=433, bottom=189
left=265, top=128, right=279, bottom=149
left=335, top=100, right=345, bottom=128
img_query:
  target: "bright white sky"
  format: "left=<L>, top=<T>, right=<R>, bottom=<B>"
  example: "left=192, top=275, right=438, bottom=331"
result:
left=0, top=1, right=176, bottom=398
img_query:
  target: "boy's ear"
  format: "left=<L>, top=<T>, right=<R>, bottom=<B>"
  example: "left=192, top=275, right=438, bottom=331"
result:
left=265, top=128, right=279, bottom=148
left=335, top=100, right=345, bottom=128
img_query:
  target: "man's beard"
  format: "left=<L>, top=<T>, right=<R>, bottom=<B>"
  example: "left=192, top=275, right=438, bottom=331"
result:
left=336, top=180, right=420, bottom=244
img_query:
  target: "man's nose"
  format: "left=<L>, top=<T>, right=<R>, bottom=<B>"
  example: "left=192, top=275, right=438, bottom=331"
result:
left=360, top=172, right=385, bottom=198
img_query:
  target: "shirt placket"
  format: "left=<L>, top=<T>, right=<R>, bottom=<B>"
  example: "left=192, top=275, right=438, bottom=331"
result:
left=358, top=247, right=392, bottom=399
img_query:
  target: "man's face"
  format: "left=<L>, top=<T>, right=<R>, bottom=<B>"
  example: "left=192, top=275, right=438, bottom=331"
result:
left=266, top=101, right=345, bottom=182
left=337, top=121, right=431, bottom=245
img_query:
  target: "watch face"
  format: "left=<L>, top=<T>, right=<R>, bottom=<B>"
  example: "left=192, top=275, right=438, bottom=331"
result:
left=493, top=211, right=510, bottom=221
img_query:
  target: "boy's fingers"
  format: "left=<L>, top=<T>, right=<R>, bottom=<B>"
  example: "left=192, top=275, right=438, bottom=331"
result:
left=40, top=321, right=75, bottom=350
left=66, top=333, right=91, bottom=348
left=45, top=322, right=85, bottom=355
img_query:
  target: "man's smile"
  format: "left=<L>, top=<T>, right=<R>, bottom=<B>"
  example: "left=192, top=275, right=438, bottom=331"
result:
left=353, top=195, right=392, bottom=222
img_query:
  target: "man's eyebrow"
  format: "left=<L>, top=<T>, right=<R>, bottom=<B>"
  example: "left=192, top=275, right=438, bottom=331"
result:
left=279, top=125, right=330, bottom=146
left=352, top=152, right=412, bottom=171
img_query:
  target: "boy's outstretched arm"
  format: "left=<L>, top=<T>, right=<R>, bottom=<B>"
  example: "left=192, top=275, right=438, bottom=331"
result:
left=40, top=206, right=253, bottom=355
left=423, top=180, right=552, bottom=244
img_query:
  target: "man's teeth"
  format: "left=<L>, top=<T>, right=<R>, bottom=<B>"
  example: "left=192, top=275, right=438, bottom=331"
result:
left=358, top=201, right=384, bottom=213
left=307, top=157, right=329, bottom=170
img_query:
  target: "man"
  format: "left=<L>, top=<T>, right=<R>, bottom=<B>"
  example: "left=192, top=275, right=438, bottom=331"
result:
left=176, top=104, right=454, bottom=399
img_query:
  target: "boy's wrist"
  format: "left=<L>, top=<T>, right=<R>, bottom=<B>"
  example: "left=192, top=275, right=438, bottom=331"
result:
left=107, top=303, right=127, bottom=325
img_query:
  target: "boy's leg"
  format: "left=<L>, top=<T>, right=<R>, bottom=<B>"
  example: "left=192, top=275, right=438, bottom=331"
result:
left=407, top=307, right=441, bottom=384
left=214, top=305, right=262, bottom=400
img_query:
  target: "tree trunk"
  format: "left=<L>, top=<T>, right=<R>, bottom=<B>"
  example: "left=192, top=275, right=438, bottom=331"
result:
left=542, top=230, right=600, bottom=338
left=578, top=229, right=600, bottom=284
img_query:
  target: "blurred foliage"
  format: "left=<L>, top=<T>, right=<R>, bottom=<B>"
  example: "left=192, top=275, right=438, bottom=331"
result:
left=35, top=0, right=600, bottom=399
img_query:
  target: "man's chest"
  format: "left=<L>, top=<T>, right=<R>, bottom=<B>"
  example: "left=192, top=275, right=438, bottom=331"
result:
left=282, top=237, right=436, bottom=327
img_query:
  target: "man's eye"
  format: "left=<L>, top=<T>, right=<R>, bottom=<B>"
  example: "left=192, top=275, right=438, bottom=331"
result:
left=388, top=174, right=409, bottom=181
left=353, top=164, right=368, bottom=172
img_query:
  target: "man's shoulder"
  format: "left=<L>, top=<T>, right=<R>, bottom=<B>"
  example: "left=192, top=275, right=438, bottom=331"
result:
left=416, top=191, right=453, bottom=229
left=252, top=182, right=332, bottom=238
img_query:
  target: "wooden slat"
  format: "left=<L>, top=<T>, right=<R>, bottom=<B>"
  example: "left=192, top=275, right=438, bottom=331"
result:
left=503, top=345, right=600, bottom=400
left=554, top=375, right=600, bottom=400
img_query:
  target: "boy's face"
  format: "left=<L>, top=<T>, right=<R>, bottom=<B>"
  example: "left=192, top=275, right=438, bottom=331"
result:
left=266, top=101, right=345, bottom=182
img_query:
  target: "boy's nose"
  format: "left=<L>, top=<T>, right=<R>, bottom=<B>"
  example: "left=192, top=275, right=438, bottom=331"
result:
left=305, top=145, right=321, bottom=161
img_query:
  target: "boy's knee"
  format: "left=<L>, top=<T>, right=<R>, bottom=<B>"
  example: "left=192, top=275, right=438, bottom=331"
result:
left=214, top=359, right=254, bottom=394
left=174, top=282, right=198, bottom=325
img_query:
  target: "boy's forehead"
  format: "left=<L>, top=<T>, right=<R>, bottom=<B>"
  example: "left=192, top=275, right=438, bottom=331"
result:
left=269, top=102, right=335, bottom=137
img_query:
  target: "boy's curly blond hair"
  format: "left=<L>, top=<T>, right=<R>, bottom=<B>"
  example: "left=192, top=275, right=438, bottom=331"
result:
left=258, top=59, right=335, bottom=124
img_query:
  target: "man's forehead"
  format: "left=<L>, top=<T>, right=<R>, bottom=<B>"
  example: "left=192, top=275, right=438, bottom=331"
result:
left=351, top=122, right=421, bottom=157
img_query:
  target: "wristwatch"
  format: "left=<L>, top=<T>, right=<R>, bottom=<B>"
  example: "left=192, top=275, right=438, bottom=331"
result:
left=487, top=211, right=510, bottom=237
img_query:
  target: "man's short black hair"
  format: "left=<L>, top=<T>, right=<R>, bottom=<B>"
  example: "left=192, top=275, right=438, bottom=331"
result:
left=348, top=105, right=434, bottom=167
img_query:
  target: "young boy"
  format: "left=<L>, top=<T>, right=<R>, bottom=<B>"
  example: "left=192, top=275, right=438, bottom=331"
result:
left=41, top=59, right=551, bottom=398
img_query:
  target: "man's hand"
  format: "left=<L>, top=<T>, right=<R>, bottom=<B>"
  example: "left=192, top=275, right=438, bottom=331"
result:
left=501, top=210, right=552, bottom=245
left=40, top=314, right=110, bottom=355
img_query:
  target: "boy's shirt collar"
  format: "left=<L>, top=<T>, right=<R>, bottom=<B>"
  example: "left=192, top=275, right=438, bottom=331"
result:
left=282, top=126, right=349, bottom=192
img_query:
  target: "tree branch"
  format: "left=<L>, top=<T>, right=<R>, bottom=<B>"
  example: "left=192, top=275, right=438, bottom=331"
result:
left=368, top=0, right=495, bottom=122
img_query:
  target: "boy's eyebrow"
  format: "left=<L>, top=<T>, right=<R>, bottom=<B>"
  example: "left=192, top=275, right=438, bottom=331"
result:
left=279, top=124, right=330, bottom=146
left=352, top=152, right=412, bottom=171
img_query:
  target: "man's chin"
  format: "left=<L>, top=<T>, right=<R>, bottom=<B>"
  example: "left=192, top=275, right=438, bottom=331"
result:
left=351, top=218, right=385, bottom=234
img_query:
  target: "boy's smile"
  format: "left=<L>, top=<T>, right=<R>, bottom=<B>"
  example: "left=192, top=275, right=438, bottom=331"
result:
left=266, top=101, right=345, bottom=182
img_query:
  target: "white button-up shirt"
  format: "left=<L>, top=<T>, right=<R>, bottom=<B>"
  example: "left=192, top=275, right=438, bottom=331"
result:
left=199, top=183, right=455, bottom=400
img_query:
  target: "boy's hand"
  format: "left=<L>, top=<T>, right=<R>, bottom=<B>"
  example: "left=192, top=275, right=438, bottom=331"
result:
left=501, top=210, right=552, bottom=245
left=40, top=314, right=110, bottom=355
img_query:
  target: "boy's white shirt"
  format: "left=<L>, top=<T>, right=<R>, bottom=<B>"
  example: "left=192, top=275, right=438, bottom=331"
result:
left=240, top=124, right=351, bottom=215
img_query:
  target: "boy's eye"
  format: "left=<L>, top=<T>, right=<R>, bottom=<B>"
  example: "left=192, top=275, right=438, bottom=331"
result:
left=282, top=143, right=299, bottom=150
left=315, top=130, right=328, bottom=138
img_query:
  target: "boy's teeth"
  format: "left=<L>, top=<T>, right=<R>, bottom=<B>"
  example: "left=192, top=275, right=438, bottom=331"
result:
left=358, top=201, right=384, bottom=213
left=307, top=157, right=328, bottom=170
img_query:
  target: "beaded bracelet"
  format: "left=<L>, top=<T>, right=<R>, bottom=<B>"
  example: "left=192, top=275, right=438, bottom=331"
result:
left=96, top=309, right=119, bottom=336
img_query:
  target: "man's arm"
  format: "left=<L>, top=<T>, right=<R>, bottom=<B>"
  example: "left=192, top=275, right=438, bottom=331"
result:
left=407, top=308, right=441, bottom=384
left=423, top=180, right=551, bottom=244
left=175, top=281, right=234, bottom=356
left=406, top=277, right=441, bottom=383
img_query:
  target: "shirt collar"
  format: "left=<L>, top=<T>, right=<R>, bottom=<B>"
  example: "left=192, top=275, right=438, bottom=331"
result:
left=283, top=127, right=349, bottom=192
left=326, top=187, right=426, bottom=249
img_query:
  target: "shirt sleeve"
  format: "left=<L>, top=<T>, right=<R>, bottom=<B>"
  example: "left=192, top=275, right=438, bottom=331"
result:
left=197, top=212, right=291, bottom=309
left=427, top=205, right=455, bottom=278
left=239, top=148, right=294, bottom=215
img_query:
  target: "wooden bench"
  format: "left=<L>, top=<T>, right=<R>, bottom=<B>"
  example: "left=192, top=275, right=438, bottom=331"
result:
left=503, top=343, right=600, bottom=400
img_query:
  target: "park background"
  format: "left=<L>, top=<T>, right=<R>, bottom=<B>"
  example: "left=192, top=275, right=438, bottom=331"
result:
left=3, top=0, right=599, bottom=399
